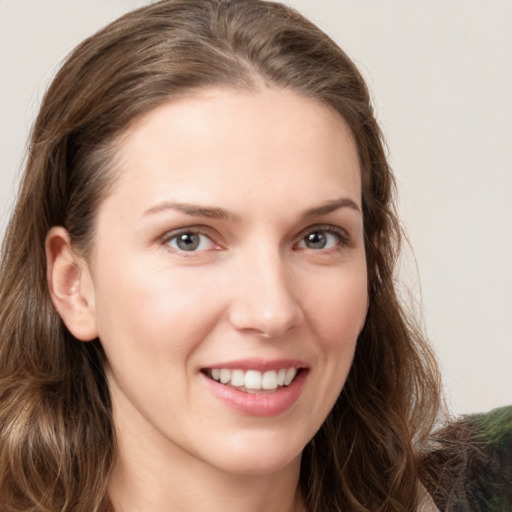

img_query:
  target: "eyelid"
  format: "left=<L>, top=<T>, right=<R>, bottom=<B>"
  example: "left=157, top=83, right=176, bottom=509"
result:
left=294, top=224, right=352, bottom=250
left=159, top=225, right=224, bottom=251
left=157, top=223, right=352, bottom=253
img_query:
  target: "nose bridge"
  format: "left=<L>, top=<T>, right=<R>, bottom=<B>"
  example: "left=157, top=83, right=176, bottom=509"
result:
left=228, top=239, right=303, bottom=337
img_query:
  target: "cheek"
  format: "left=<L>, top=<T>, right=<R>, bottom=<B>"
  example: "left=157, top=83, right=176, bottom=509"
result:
left=297, top=269, right=366, bottom=440
left=305, top=263, right=367, bottom=397
left=306, top=265, right=368, bottom=344
left=91, top=259, right=223, bottom=366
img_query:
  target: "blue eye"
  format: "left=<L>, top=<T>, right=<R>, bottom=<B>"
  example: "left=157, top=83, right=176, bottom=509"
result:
left=297, top=228, right=347, bottom=250
left=166, top=232, right=215, bottom=252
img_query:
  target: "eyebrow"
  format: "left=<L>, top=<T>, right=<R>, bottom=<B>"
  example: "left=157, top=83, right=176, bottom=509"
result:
left=142, top=197, right=360, bottom=221
left=142, top=202, right=238, bottom=221
left=302, top=197, right=361, bottom=218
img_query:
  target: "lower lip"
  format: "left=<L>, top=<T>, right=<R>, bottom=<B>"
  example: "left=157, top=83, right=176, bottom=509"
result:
left=201, top=370, right=307, bottom=417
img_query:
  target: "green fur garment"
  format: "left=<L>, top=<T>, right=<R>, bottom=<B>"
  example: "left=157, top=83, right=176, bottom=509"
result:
left=420, top=405, right=512, bottom=511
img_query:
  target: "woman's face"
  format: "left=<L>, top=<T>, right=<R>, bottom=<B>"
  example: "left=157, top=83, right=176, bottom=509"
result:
left=85, top=88, right=368, bottom=476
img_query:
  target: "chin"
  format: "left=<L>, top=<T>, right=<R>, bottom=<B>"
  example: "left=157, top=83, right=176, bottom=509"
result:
left=205, top=428, right=308, bottom=476
left=218, top=451, right=302, bottom=477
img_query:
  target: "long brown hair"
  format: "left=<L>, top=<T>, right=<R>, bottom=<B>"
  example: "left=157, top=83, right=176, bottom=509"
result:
left=0, top=1, right=441, bottom=510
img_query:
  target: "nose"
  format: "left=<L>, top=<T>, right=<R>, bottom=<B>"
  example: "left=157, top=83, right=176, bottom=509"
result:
left=228, top=246, right=304, bottom=339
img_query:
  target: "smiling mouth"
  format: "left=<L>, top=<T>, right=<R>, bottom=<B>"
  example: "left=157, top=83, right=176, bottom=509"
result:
left=202, top=367, right=302, bottom=394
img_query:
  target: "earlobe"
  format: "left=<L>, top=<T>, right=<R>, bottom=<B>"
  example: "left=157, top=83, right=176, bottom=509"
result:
left=46, top=227, right=98, bottom=341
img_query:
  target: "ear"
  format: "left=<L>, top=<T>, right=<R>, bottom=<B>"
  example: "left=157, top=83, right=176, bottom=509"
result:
left=46, top=227, right=98, bottom=341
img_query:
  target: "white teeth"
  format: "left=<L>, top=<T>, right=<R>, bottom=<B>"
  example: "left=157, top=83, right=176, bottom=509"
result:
left=244, top=370, right=262, bottom=390
left=261, top=370, right=277, bottom=390
left=220, top=369, right=231, bottom=384
left=284, top=368, right=297, bottom=386
left=208, top=367, right=300, bottom=391
left=231, top=369, right=245, bottom=387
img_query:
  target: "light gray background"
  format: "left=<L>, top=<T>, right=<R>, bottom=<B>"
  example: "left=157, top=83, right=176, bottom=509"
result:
left=1, top=0, right=511, bottom=414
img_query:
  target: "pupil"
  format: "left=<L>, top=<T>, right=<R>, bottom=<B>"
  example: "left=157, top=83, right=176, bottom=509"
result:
left=306, top=231, right=326, bottom=249
left=177, top=233, right=200, bottom=251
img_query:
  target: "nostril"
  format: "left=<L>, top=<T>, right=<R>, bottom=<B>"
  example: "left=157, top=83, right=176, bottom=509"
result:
left=228, top=305, right=304, bottom=339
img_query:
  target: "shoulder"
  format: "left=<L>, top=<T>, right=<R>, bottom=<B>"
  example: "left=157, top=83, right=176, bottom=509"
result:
left=419, top=405, right=512, bottom=511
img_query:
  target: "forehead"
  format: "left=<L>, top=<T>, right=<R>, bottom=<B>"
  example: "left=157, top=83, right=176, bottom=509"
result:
left=103, top=87, right=361, bottom=217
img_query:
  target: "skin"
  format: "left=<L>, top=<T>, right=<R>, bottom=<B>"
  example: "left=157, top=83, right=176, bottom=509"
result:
left=47, top=88, right=368, bottom=512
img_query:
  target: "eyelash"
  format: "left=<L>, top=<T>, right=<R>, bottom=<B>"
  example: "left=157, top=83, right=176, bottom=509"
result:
left=160, top=227, right=221, bottom=254
left=159, top=224, right=352, bottom=254
left=294, top=225, right=352, bottom=252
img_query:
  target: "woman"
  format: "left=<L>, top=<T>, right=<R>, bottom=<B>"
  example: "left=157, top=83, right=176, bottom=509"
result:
left=0, top=0, right=492, bottom=510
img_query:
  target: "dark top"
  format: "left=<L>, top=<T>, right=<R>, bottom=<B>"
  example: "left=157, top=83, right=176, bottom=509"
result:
left=420, top=405, right=512, bottom=511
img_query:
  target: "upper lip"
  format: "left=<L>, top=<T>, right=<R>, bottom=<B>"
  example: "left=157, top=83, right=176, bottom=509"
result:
left=201, top=358, right=309, bottom=372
